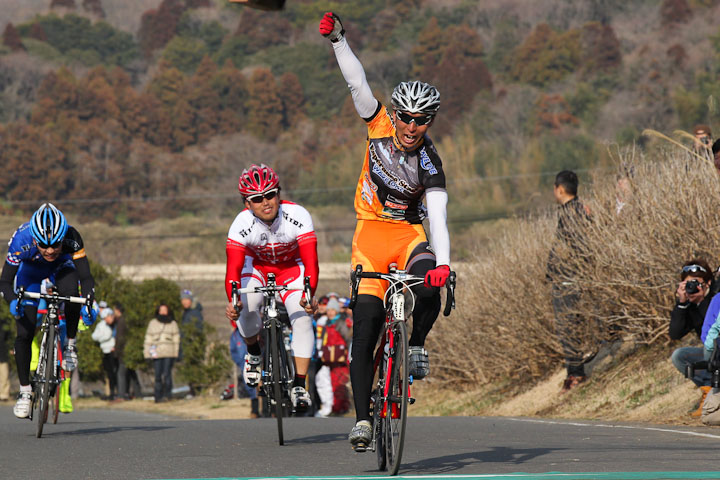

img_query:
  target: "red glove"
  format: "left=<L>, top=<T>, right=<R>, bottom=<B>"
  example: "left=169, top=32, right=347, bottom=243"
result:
left=319, top=12, right=344, bottom=42
left=425, top=265, right=450, bottom=288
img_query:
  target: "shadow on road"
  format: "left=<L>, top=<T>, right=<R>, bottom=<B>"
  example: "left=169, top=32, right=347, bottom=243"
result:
left=402, top=446, right=565, bottom=474
left=44, top=425, right=174, bottom=437
left=286, top=432, right=348, bottom=444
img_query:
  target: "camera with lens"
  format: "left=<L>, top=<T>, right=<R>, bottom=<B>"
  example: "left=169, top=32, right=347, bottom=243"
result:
left=686, top=279, right=701, bottom=294
left=702, top=136, right=711, bottom=145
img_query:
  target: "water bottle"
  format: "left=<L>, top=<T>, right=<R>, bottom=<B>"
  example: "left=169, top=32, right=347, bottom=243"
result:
left=283, top=326, right=292, bottom=352
left=150, top=344, right=157, bottom=359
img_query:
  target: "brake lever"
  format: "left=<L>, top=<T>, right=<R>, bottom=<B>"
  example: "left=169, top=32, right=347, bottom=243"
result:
left=443, top=271, right=456, bottom=317
left=303, top=276, right=312, bottom=304
left=231, top=281, right=240, bottom=314
left=348, top=264, right=363, bottom=310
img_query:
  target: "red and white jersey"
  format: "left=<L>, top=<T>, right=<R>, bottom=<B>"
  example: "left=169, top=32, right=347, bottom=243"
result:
left=227, top=201, right=315, bottom=264
left=225, top=201, right=319, bottom=299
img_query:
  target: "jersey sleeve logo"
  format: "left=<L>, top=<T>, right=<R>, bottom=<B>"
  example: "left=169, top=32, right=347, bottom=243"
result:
left=419, top=147, right=438, bottom=175
left=281, top=211, right=304, bottom=228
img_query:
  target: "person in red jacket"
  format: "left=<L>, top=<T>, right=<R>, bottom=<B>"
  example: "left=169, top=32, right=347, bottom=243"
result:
left=224, top=164, right=319, bottom=411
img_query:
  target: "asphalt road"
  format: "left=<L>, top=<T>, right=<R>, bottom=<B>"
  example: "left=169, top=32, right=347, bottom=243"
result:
left=2, top=406, right=720, bottom=480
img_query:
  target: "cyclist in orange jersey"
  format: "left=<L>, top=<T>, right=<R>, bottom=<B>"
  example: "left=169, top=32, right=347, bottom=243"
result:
left=320, top=12, right=452, bottom=448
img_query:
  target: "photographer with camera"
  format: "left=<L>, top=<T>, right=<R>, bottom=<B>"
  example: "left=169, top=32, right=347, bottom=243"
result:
left=670, top=258, right=715, bottom=417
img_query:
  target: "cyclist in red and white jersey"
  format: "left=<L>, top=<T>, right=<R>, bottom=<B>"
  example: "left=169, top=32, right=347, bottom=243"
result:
left=224, top=164, right=319, bottom=410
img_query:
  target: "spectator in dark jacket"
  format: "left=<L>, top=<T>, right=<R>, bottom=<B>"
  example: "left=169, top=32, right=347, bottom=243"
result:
left=114, top=303, right=142, bottom=400
left=180, top=289, right=203, bottom=329
left=546, top=170, right=593, bottom=392
left=670, top=259, right=715, bottom=416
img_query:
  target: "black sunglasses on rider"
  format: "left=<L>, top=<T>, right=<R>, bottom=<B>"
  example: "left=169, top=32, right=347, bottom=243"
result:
left=246, top=188, right=279, bottom=204
left=395, top=110, right=434, bottom=127
left=37, top=240, right=62, bottom=249
left=682, top=264, right=707, bottom=274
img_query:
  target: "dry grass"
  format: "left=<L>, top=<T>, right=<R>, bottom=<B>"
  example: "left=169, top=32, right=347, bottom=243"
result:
left=428, top=147, right=720, bottom=393
left=414, top=339, right=707, bottom=426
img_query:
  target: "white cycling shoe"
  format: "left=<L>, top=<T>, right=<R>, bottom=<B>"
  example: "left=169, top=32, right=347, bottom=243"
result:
left=13, top=392, right=32, bottom=419
left=243, top=354, right=262, bottom=387
left=290, top=386, right=311, bottom=411
left=349, top=420, right=372, bottom=452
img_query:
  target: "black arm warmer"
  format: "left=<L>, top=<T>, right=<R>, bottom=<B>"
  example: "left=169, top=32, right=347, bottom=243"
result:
left=73, top=256, right=95, bottom=301
left=0, top=262, right=18, bottom=304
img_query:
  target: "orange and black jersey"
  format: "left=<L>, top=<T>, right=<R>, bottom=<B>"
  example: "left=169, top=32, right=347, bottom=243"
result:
left=355, top=105, right=446, bottom=225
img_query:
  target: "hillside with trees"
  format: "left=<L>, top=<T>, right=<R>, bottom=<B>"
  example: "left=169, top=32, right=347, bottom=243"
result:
left=1, top=0, right=719, bottom=232
left=3, top=0, right=720, bottom=408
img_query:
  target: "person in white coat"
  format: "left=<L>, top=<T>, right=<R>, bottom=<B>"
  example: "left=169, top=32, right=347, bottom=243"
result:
left=92, top=307, right=117, bottom=400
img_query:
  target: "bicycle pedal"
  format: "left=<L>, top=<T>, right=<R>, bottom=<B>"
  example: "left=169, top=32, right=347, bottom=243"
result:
left=352, top=442, right=368, bottom=453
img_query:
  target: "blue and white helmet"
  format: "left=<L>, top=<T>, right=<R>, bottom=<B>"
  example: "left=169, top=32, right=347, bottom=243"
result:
left=391, top=81, right=441, bottom=115
left=30, top=203, right=68, bottom=248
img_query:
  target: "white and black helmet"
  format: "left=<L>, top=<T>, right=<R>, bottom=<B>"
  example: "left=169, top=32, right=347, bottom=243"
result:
left=391, top=81, right=441, bottom=115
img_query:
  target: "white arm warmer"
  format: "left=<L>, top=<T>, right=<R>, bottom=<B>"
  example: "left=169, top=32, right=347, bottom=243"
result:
left=332, top=37, right=379, bottom=119
left=426, top=190, right=450, bottom=266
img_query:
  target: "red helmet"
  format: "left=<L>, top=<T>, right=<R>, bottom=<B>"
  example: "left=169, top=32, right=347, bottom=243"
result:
left=237, top=164, right=280, bottom=197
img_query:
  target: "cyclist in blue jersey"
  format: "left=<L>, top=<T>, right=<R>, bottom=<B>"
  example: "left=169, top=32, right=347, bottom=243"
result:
left=0, top=203, right=96, bottom=419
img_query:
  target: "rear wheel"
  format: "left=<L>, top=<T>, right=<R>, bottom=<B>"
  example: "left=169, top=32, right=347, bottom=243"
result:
left=269, top=320, right=284, bottom=445
left=385, top=321, right=409, bottom=476
left=51, top=386, right=59, bottom=424
left=36, top=326, right=55, bottom=438
left=277, top=327, right=294, bottom=418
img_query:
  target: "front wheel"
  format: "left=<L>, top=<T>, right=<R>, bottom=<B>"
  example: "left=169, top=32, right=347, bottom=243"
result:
left=385, top=320, right=409, bottom=476
left=36, top=326, right=56, bottom=438
left=269, top=321, right=285, bottom=446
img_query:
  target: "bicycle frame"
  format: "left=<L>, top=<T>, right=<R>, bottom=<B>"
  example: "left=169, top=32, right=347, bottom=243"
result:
left=231, top=273, right=311, bottom=446
left=349, top=264, right=456, bottom=474
left=19, top=289, right=87, bottom=438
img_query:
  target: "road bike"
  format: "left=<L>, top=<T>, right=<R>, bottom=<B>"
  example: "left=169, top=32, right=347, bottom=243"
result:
left=18, top=289, right=87, bottom=438
left=349, top=264, right=456, bottom=475
left=231, top=274, right=311, bottom=446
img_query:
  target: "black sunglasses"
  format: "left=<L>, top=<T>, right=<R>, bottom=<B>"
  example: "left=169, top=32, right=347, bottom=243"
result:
left=682, top=264, right=707, bottom=274
left=37, top=241, right=62, bottom=249
left=246, top=188, right=279, bottom=204
left=395, top=110, right=434, bottom=126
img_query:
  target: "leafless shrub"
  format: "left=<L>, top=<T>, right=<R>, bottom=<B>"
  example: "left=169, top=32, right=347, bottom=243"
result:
left=428, top=147, right=720, bottom=388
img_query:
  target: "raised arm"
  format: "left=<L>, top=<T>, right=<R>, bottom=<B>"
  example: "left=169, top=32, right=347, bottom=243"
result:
left=426, top=190, right=450, bottom=267
left=320, top=12, right=379, bottom=120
